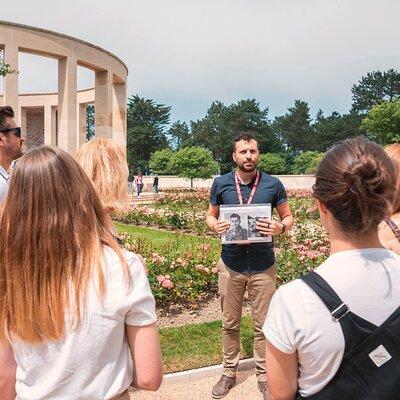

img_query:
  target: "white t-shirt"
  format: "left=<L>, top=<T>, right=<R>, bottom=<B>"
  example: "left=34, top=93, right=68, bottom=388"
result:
left=11, top=248, right=157, bottom=400
left=263, top=248, right=400, bottom=397
left=0, top=165, right=8, bottom=203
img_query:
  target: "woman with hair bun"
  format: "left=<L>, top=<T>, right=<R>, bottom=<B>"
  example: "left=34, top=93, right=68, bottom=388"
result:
left=263, top=137, right=400, bottom=399
left=379, top=143, right=400, bottom=254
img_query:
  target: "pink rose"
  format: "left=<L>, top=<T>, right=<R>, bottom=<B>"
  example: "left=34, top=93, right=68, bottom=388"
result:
left=161, top=279, right=173, bottom=289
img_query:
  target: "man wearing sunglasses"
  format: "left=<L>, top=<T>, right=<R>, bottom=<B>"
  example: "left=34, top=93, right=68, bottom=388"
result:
left=0, top=106, right=25, bottom=203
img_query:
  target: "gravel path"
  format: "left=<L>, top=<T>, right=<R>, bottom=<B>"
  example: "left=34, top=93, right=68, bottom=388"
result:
left=128, top=370, right=263, bottom=400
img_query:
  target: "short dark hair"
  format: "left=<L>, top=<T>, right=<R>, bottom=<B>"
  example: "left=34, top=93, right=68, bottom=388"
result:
left=230, top=213, right=241, bottom=221
left=232, top=132, right=257, bottom=152
left=0, top=106, right=15, bottom=131
left=313, top=137, right=395, bottom=236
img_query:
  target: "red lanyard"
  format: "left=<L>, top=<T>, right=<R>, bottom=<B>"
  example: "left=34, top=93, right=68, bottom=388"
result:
left=234, top=171, right=260, bottom=205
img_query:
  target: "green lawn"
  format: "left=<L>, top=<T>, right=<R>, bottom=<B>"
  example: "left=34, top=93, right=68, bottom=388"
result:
left=160, top=315, right=254, bottom=373
left=115, top=223, right=218, bottom=251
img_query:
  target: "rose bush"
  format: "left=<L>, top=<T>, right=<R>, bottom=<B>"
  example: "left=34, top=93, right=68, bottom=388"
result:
left=121, top=232, right=219, bottom=305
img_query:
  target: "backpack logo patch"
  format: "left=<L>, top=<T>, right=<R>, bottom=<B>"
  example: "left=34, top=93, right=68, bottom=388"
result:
left=369, top=345, right=392, bottom=367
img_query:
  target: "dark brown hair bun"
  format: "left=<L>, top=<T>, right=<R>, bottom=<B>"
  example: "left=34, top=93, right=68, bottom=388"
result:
left=313, top=137, right=395, bottom=236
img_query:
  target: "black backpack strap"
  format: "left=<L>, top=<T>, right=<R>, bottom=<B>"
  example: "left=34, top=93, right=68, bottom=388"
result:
left=300, top=271, right=350, bottom=321
left=300, top=271, right=378, bottom=354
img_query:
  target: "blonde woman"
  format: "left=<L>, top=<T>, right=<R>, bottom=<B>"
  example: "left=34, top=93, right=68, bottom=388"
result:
left=75, top=137, right=130, bottom=217
left=0, top=146, right=163, bottom=400
left=379, top=143, right=400, bottom=254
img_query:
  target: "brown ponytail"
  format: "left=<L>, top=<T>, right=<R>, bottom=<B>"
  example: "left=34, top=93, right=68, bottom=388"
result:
left=313, top=137, right=395, bottom=236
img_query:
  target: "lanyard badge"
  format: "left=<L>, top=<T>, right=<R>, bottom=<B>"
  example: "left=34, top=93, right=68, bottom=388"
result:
left=234, top=171, right=260, bottom=205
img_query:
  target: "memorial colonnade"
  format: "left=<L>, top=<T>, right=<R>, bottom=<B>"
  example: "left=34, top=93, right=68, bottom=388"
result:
left=0, top=20, right=128, bottom=153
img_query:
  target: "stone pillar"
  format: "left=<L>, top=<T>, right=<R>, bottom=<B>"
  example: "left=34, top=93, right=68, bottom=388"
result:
left=58, top=56, right=77, bottom=153
left=78, top=103, right=87, bottom=147
left=44, top=105, right=57, bottom=146
left=3, top=43, right=19, bottom=123
left=112, top=82, right=127, bottom=147
left=95, top=70, right=113, bottom=138
left=20, top=107, right=27, bottom=138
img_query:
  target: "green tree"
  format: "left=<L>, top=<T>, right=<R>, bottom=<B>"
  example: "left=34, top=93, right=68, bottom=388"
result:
left=0, top=54, right=17, bottom=77
left=126, top=95, right=171, bottom=173
left=86, top=104, right=95, bottom=141
left=351, top=69, right=400, bottom=115
left=169, top=120, right=191, bottom=149
left=360, top=100, right=400, bottom=145
left=191, top=99, right=282, bottom=173
left=273, top=100, right=313, bottom=154
left=292, top=151, right=324, bottom=174
left=149, top=149, right=176, bottom=175
left=258, top=153, right=286, bottom=175
left=310, top=110, right=362, bottom=151
left=171, top=146, right=219, bottom=188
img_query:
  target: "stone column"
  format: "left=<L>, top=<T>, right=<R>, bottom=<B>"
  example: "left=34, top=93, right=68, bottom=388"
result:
left=58, top=56, right=77, bottom=153
left=20, top=107, right=27, bottom=137
left=3, top=43, right=19, bottom=122
left=95, top=70, right=113, bottom=138
left=78, top=103, right=87, bottom=147
left=44, top=105, right=57, bottom=146
left=112, top=82, right=127, bottom=147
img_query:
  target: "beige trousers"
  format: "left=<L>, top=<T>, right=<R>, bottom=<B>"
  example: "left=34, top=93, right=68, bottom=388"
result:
left=218, top=259, right=276, bottom=382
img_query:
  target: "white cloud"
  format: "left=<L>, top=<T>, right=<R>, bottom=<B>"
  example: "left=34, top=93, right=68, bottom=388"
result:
left=2, top=0, right=400, bottom=121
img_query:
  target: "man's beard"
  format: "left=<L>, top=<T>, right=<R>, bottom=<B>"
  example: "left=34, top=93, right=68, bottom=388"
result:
left=237, top=162, right=257, bottom=173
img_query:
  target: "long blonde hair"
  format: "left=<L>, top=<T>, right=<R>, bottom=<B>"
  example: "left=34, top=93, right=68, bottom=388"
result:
left=75, top=138, right=129, bottom=216
left=0, top=146, right=128, bottom=344
left=385, top=144, right=400, bottom=214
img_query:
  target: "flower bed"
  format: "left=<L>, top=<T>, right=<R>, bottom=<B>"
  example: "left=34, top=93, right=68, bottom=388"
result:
left=155, top=188, right=209, bottom=211
left=116, top=188, right=330, bottom=306
left=118, top=223, right=329, bottom=306
left=117, top=206, right=209, bottom=235
left=118, top=189, right=320, bottom=236
left=120, top=232, right=219, bottom=305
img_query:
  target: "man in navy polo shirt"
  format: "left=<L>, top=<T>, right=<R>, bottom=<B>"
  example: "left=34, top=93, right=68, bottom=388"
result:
left=206, top=132, right=294, bottom=399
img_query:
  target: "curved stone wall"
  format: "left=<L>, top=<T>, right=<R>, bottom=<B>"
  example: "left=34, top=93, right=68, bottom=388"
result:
left=0, top=20, right=128, bottom=153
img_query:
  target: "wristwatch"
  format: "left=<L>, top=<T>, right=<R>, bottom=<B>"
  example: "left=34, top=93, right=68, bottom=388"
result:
left=280, top=221, right=287, bottom=233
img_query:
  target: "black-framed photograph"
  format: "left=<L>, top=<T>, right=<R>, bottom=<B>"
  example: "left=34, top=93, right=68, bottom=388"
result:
left=220, top=203, right=272, bottom=244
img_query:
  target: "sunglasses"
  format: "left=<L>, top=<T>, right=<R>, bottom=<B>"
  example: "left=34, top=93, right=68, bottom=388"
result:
left=0, top=127, right=22, bottom=137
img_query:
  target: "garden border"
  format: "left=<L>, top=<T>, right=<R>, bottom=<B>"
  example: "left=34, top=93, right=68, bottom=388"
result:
left=162, top=358, right=255, bottom=385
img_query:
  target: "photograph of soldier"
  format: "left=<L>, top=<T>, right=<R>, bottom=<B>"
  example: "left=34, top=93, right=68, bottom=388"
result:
left=248, top=216, right=262, bottom=238
left=224, top=213, right=248, bottom=241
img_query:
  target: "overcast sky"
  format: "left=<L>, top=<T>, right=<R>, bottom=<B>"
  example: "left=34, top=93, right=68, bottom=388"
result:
left=2, top=0, right=400, bottom=124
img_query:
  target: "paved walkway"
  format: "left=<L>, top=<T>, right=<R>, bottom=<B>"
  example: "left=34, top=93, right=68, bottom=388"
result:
left=128, top=370, right=263, bottom=400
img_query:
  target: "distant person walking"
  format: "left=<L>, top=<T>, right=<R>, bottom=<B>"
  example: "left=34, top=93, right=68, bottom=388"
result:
left=206, top=132, right=293, bottom=400
left=153, top=175, right=159, bottom=194
left=135, top=172, right=144, bottom=196
left=0, top=106, right=25, bottom=203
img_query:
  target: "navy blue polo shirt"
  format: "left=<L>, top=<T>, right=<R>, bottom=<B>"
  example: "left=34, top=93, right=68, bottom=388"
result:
left=210, top=171, right=287, bottom=274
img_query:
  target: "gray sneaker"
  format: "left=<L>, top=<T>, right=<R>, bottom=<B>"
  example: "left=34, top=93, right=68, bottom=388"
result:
left=212, top=375, right=236, bottom=399
left=258, top=381, right=268, bottom=400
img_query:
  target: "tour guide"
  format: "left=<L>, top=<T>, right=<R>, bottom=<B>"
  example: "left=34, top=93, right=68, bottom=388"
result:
left=206, top=132, right=294, bottom=399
